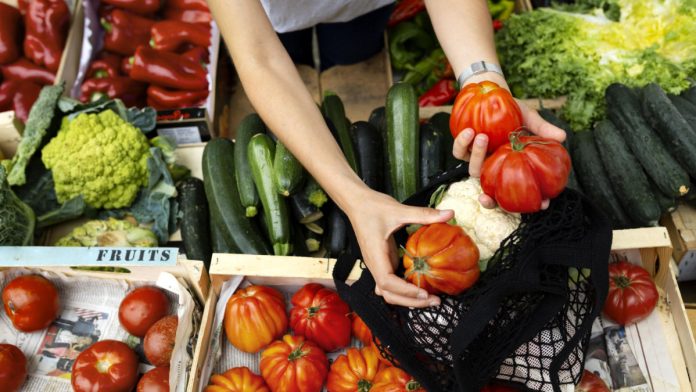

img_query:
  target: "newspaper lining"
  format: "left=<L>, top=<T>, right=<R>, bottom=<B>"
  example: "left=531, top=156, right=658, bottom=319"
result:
left=0, top=268, right=198, bottom=392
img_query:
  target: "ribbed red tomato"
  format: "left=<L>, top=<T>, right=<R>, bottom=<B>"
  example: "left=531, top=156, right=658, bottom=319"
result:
left=137, top=366, right=170, bottom=392
left=224, top=285, right=288, bottom=353
left=326, top=345, right=388, bottom=392
left=2, top=274, right=60, bottom=332
left=402, top=223, right=480, bottom=296
left=576, top=370, right=610, bottom=392
left=480, top=133, right=571, bottom=213
left=119, top=286, right=170, bottom=337
left=449, top=81, right=523, bottom=153
left=289, top=283, right=351, bottom=352
left=0, top=343, right=27, bottom=392
left=260, top=334, right=328, bottom=392
left=604, top=261, right=659, bottom=325
left=204, top=367, right=270, bottom=392
left=144, top=315, right=177, bottom=367
left=371, top=367, right=425, bottom=392
left=351, top=314, right=373, bottom=345
left=71, top=340, right=139, bottom=392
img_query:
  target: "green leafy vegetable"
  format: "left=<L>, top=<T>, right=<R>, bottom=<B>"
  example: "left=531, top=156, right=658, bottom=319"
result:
left=0, top=166, right=35, bottom=245
left=37, top=196, right=94, bottom=229
left=150, top=136, right=191, bottom=181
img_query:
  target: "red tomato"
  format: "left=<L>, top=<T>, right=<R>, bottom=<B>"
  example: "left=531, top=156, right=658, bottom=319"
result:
left=289, top=283, right=351, bottom=352
left=351, top=313, right=373, bottom=345
left=0, top=343, right=27, bottom=392
left=260, top=334, right=328, bottom=392
left=119, top=286, right=170, bottom=337
left=137, top=366, right=170, bottom=392
left=224, top=285, right=288, bottom=353
left=402, top=223, right=480, bottom=296
left=576, top=370, right=610, bottom=392
left=604, top=261, right=659, bottom=325
left=2, top=274, right=60, bottom=332
left=204, top=367, right=270, bottom=392
left=480, top=133, right=571, bottom=213
left=449, top=81, right=523, bottom=153
left=144, top=315, right=177, bottom=367
left=326, top=345, right=388, bottom=392
left=371, top=367, right=425, bottom=392
left=71, top=340, right=139, bottom=392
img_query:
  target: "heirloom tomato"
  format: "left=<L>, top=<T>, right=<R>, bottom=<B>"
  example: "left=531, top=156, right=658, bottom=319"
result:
left=403, top=223, right=480, bottom=296
left=326, top=345, right=388, bottom=392
left=71, top=340, right=139, bottom=392
left=351, top=313, right=373, bottom=345
left=0, top=343, right=27, bottom=392
left=2, top=274, right=60, bottom=332
left=224, top=285, right=288, bottom=353
left=604, top=261, right=658, bottom=325
left=289, top=283, right=351, bottom=352
left=119, top=286, right=170, bottom=337
left=137, top=366, right=170, bottom=392
left=480, top=133, right=571, bottom=213
left=449, top=81, right=523, bottom=153
left=144, top=315, right=177, bottom=366
left=260, top=334, right=328, bottom=392
left=576, top=370, right=610, bottom=392
left=204, top=367, right=270, bottom=392
left=371, top=367, right=425, bottom=392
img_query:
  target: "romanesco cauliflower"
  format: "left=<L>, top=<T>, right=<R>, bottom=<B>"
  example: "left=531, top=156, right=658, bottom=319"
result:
left=435, top=178, right=521, bottom=261
left=55, top=217, right=157, bottom=247
left=42, top=110, right=151, bottom=209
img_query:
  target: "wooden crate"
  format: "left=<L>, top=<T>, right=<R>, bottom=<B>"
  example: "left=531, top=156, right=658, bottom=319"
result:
left=662, top=203, right=696, bottom=280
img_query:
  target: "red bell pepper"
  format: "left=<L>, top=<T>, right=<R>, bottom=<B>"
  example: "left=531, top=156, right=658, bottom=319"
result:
left=121, top=56, right=133, bottom=76
left=80, top=77, right=146, bottom=108
left=12, top=80, right=42, bottom=122
left=100, top=0, right=161, bottom=16
left=17, top=0, right=30, bottom=14
left=0, top=3, right=22, bottom=65
left=146, top=85, right=208, bottom=110
left=493, top=19, right=504, bottom=31
left=130, top=46, right=208, bottom=91
left=168, top=0, right=209, bottom=11
left=418, top=79, right=457, bottom=107
left=0, top=80, right=15, bottom=111
left=101, top=9, right=155, bottom=56
left=164, top=8, right=212, bottom=25
left=181, top=46, right=209, bottom=65
left=388, top=0, right=425, bottom=28
left=24, top=0, right=70, bottom=73
left=1, top=58, right=56, bottom=85
left=150, top=21, right=210, bottom=52
left=87, top=52, right=122, bottom=78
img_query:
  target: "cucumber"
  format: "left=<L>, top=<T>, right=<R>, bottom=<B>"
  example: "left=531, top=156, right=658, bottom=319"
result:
left=273, top=141, right=304, bottom=196
left=325, top=203, right=347, bottom=257
left=420, top=122, right=446, bottom=188
left=605, top=84, right=690, bottom=197
left=682, top=86, right=696, bottom=106
left=427, top=112, right=457, bottom=170
left=247, top=134, right=292, bottom=255
left=350, top=121, right=383, bottom=192
left=369, top=106, right=393, bottom=197
left=177, top=177, right=212, bottom=264
left=234, top=114, right=266, bottom=217
left=668, top=94, right=696, bottom=131
left=322, top=92, right=359, bottom=173
left=202, top=139, right=271, bottom=254
left=593, top=120, right=661, bottom=226
left=648, top=177, right=677, bottom=214
left=538, top=110, right=582, bottom=193
left=386, top=82, right=420, bottom=201
left=642, top=83, right=696, bottom=179
left=572, top=131, right=632, bottom=229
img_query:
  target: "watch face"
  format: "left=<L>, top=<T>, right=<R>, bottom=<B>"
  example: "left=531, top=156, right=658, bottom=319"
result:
left=471, top=61, right=486, bottom=73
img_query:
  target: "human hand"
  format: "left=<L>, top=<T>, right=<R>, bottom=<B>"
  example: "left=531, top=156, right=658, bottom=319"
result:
left=452, top=99, right=567, bottom=209
left=344, top=189, right=454, bottom=308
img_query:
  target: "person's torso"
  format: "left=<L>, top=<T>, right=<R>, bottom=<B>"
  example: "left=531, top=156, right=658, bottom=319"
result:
left=260, top=0, right=394, bottom=33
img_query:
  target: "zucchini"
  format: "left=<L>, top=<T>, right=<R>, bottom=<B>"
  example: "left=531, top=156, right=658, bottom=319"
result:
left=273, top=141, right=305, bottom=196
left=325, top=204, right=347, bottom=257
left=177, top=177, right=212, bottom=264
left=648, top=177, right=677, bottom=214
left=427, top=112, right=457, bottom=170
left=305, top=219, right=324, bottom=235
left=350, top=121, right=383, bottom=192
left=234, top=114, right=266, bottom=217
left=368, top=106, right=386, bottom=133
left=202, top=139, right=271, bottom=254
left=290, top=191, right=323, bottom=224
left=322, top=92, right=359, bottom=173
left=572, top=131, right=632, bottom=229
left=386, top=82, right=419, bottom=201
left=682, top=86, right=696, bottom=106
left=300, top=177, right=328, bottom=209
left=247, top=134, right=292, bottom=255
left=539, top=109, right=582, bottom=192
left=593, top=120, right=661, bottom=226
left=605, top=84, right=690, bottom=197
left=305, top=228, right=322, bottom=253
left=210, top=216, right=240, bottom=254
left=292, top=222, right=310, bottom=256
left=668, top=94, right=696, bottom=131
left=642, top=83, right=696, bottom=179
left=369, top=106, right=394, bottom=197
left=420, top=122, right=446, bottom=188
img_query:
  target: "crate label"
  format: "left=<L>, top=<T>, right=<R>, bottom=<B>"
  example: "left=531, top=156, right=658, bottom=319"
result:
left=157, top=126, right=203, bottom=145
left=0, top=247, right=178, bottom=267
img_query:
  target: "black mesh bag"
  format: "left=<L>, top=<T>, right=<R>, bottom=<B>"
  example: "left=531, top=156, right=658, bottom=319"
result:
left=332, top=163, right=612, bottom=392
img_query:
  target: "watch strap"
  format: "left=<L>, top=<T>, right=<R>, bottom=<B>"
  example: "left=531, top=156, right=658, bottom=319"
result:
left=457, top=61, right=504, bottom=88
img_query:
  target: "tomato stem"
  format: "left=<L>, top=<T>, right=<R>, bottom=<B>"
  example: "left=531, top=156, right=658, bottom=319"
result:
left=509, top=130, right=554, bottom=151
left=406, top=380, right=422, bottom=391
left=288, top=343, right=306, bottom=362
left=357, top=379, right=372, bottom=392
left=613, top=275, right=632, bottom=289
left=307, top=306, right=320, bottom=317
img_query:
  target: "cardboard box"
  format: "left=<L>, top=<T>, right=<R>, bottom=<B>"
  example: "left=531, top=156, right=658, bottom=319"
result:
left=662, top=203, right=696, bottom=281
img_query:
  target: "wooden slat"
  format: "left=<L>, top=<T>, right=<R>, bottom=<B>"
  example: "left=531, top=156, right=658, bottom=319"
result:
left=187, top=290, right=217, bottom=392
left=666, top=262, right=696, bottom=391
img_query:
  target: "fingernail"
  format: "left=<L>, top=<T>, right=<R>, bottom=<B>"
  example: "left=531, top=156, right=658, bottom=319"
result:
left=476, top=135, right=488, bottom=146
left=430, top=300, right=440, bottom=307
left=438, top=209, right=451, bottom=217
left=417, top=291, right=427, bottom=300
left=463, top=129, right=474, bottom=138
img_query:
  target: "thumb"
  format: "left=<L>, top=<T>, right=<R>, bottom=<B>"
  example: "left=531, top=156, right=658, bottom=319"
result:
left=398, top=205, right=454, bottom=226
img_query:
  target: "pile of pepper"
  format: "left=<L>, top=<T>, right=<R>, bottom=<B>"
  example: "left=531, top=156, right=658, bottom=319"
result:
left=80, top=0, right=211, bottom=110
left=0, top=0, right=70, bottom=122
left=387, top=0, right=515, bottom=107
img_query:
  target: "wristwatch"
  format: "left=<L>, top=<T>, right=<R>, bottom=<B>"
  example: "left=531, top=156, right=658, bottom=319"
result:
left=457, top=61, right=504, bottom=88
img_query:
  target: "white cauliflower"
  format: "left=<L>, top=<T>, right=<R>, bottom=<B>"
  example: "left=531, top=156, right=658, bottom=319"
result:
left=435, top=178, right=521, bottom=262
